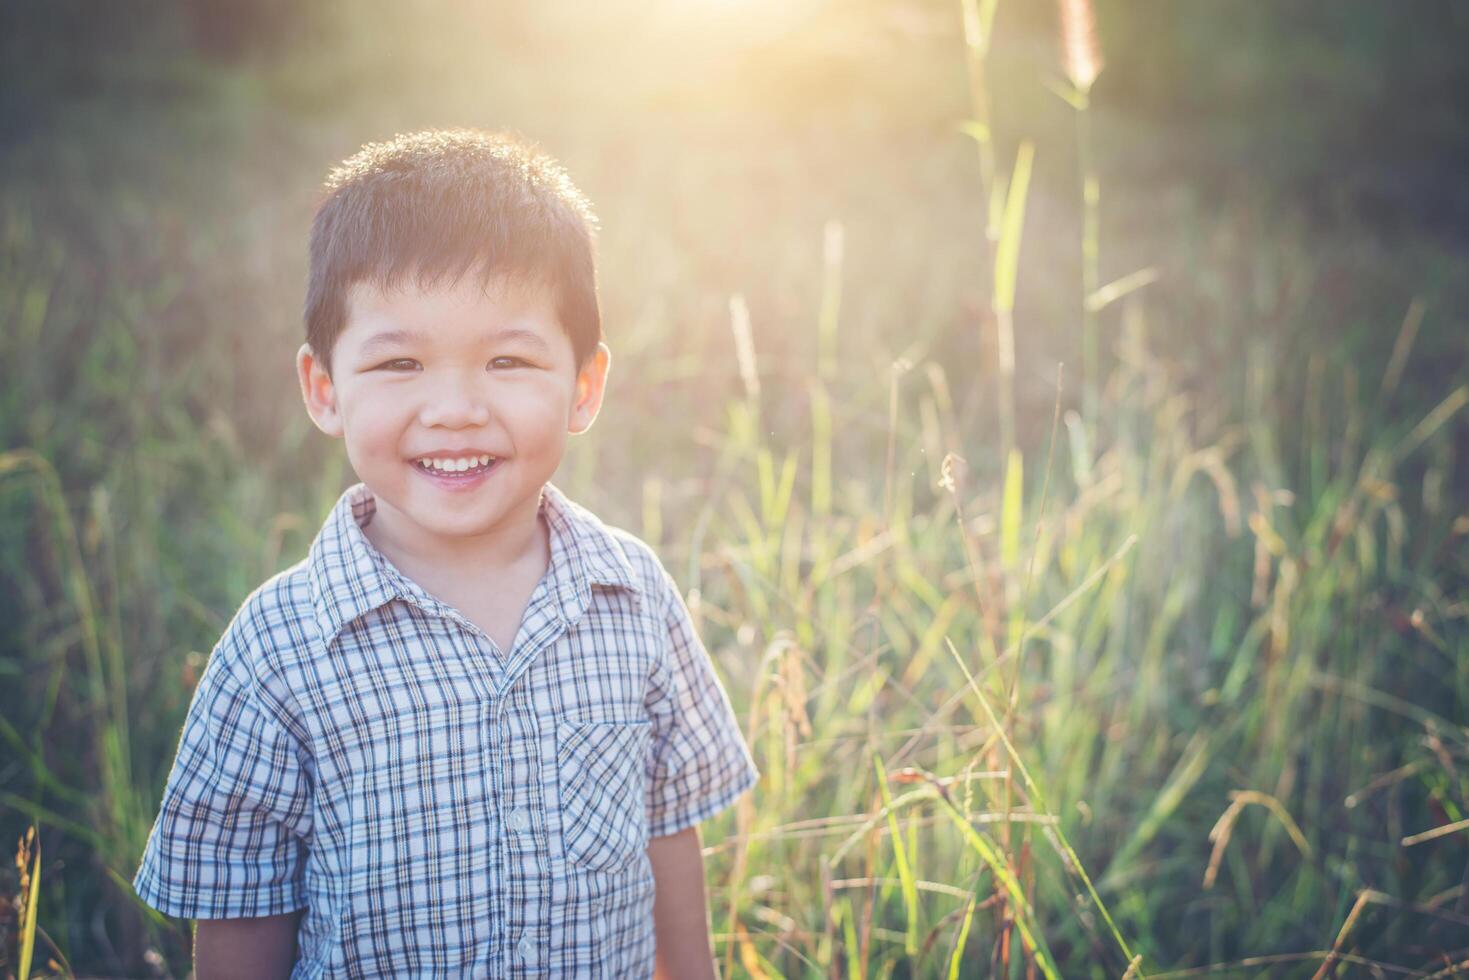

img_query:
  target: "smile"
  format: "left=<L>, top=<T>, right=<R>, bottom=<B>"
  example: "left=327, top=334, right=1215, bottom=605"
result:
left=413, top=454, right=497, bottom=474
left=410, top=454, right=503, bottom=492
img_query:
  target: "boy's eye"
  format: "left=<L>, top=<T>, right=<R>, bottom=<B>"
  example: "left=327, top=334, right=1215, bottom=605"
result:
left=489, top=357, right=530, bottom=370
left=376, top=358, right=420, bottom=371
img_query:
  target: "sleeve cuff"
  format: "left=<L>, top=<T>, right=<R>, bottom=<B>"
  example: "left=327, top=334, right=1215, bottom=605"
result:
left=648, top=756, right=759, bottom=840
left=132, top=863, right=308, bottom=920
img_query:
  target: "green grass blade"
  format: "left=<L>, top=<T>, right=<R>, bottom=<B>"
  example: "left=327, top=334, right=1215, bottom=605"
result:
left=947, top=895, right=978, bottom=980
left=19, top=828, right=41, bottom=980
left=994, top=141, right=1035, bottom=315
left=933, top=795, right=1060, bottom=980
left=873, top=754, right=920, bottom=955
left=947, top=637, right=1143, bottom=974
left=1000, top=447, right=1023, bottom=569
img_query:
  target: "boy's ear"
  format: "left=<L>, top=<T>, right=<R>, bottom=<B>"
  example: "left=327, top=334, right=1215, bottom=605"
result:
left=297, top=343, right=344, bottom=437
left=568, top=343, right=611, bottom=435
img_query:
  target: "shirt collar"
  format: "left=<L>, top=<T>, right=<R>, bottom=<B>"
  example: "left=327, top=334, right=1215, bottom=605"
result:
left=538, top=481, right=643, bottom=617
left=307, top=481, right=642, bottom=645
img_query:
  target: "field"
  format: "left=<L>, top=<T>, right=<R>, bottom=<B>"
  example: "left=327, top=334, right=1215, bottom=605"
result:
left=2, top=1, right=1468, bottom=976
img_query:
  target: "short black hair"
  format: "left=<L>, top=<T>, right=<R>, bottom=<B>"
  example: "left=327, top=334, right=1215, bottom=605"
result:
left=305, top=129, right=600, bottom=375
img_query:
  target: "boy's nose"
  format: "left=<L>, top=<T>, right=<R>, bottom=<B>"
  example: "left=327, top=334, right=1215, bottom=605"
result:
left=418, top=376, right=492, bottom=429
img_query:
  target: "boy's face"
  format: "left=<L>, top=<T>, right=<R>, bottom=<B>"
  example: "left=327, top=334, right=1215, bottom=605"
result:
left=296, top=272, right=610, bottom=554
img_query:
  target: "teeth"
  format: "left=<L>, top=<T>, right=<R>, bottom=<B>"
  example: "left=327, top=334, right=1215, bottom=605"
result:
left=416, top=455, right=497, bottom=474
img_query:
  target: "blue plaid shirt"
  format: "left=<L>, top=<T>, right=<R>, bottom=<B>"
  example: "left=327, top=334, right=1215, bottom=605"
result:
left=133, top=481, right=758, bottom=978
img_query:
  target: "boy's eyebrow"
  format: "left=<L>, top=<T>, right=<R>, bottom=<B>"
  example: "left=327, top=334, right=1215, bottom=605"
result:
left=358, top=328, right=426, bottom=358
left=487, top=328, right=555, bottom=354
left=357, top=327, right=555, bottom=359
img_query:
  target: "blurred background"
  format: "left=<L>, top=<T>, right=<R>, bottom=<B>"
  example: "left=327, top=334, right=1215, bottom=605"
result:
left=2, top=1, right=1467, bottom=976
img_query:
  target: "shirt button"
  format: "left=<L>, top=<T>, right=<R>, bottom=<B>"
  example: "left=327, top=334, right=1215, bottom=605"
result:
left=516, top=934, right=534, bottom=959
left=506, top=807, right=530, bottom=832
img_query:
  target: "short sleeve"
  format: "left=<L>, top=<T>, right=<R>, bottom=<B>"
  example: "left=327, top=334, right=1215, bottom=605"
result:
left=644, top=568, right=759, bottom=839
left=132, top=634, right=312, bottom=919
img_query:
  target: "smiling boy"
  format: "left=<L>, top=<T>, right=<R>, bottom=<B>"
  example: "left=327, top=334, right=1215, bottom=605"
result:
left=132, top=130, right=758, bottom=978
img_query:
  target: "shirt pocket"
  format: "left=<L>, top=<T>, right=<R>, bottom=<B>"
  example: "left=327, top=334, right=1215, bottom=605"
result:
left=556, top=719, right=652, bottom=873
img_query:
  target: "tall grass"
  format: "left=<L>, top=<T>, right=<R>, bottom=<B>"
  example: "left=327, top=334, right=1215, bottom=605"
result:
left=3, top=2, right=1468, bottom=976
left=694, top=280, right=1466, bottom=974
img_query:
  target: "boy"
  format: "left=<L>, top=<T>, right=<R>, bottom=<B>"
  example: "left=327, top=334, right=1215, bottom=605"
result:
left=132, top=129, right=759, bottom=978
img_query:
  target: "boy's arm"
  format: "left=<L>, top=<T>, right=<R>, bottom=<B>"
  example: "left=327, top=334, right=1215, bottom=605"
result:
left=648, top=825, right=718, bottom=980
left=195, top=910, right=304, bottom=980
left=642, top=559, right=759, bottom=979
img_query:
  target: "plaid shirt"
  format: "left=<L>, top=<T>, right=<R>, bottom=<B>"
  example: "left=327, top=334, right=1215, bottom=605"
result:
left=133, top=481, right=758, bottom=978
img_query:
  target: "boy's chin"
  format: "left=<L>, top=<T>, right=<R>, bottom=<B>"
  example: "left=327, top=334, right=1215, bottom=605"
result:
left=391, top=477, right=545, bottom=530
left=393, top=505, right=526, bottom=542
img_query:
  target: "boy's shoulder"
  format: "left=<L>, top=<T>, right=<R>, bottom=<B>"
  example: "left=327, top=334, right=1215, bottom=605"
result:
left=204, top=557, right=319, bottom=692
left=201, top=486, right=366, bottom=686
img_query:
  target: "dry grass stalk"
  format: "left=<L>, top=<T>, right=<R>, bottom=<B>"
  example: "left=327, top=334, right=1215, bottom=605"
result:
left=1379, top=298, right=1425, bottom=399
left=729, top=293, right=760, bottom=403
left=1202, top=791, right=1313, bottom=891
left=1401, top=815, right=1469, bottom=848
left=1308, top=889, right=1385, bottom=980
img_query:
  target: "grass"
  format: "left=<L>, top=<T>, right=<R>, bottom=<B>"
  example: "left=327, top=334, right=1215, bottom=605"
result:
left=2, top=1, right=1468, bottom=976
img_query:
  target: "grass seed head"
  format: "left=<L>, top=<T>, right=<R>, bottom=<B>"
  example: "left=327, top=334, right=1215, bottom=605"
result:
left=1058, top=0, right=1104, bottom=93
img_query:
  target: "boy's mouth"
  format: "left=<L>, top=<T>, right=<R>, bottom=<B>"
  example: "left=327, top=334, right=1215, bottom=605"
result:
left=410, top=453, right=502, bottom=490
left=412, top=453, right=498, bottom=476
